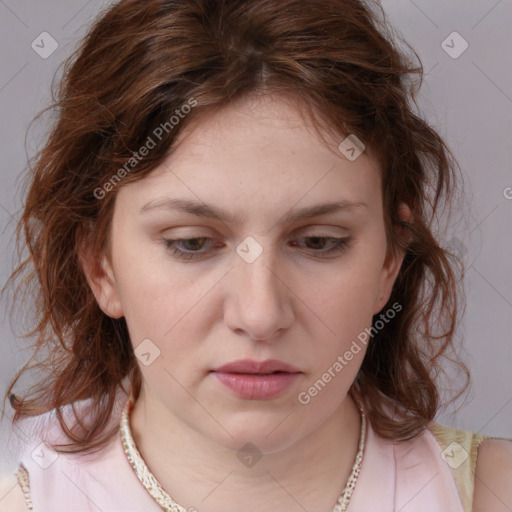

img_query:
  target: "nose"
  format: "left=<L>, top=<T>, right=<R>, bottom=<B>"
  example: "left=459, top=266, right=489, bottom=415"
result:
left=224, top=245, right=294, bottom=342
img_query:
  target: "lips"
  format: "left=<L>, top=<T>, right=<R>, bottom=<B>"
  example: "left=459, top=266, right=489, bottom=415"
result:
left=212, top=358, right=301, bottom=375
left=211, top=359, right=302, bottom=400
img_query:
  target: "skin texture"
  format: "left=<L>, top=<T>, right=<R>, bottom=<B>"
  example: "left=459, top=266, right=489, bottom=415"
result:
left=473, top=439, right=512, bottom=511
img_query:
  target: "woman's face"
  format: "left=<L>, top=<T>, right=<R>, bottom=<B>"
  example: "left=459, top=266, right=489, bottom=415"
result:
left=87, top=93, right=405, bottom=452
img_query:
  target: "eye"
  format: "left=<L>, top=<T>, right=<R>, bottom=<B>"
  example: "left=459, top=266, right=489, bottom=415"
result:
left=164, top=237, right=215, bottom=260
left=289, top=236, right=351, bottom=255
left=163, top=235, right=352, bottom=261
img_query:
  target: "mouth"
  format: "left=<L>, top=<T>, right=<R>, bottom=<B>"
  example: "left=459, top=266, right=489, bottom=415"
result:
left=211, top=358, right=301, bottom=375
left=211, top=359, right=302, bottom=400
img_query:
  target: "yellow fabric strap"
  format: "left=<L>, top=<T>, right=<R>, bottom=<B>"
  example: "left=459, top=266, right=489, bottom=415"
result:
left=430, top=422, right=488, bottom=512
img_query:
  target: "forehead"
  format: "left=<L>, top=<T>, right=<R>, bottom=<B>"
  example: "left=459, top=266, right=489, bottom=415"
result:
left=115, top=93, right=383, bottom=223
left=171, top=92, right=373, bottom=161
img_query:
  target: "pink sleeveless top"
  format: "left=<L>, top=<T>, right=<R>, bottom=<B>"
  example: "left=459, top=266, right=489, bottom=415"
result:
left=9, top=390, right=484, bottom=511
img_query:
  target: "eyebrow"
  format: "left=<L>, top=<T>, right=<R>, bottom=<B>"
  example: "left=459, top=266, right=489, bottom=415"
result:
left=140, top=197, right=368, bottom=224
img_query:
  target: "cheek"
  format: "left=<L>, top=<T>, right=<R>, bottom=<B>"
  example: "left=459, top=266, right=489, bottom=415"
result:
left=307, top=260, right=382, bottom=328
left=112, top=240, right=224, bottom=362
left=111, top=240, right=184, bottom=337
left=293, top=251, right=384, bottom=370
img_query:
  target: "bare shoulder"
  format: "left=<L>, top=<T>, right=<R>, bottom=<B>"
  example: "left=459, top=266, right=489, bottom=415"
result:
left=0, top=474, right=31, bottom=512
left=473, top=438, right=512, bottom=512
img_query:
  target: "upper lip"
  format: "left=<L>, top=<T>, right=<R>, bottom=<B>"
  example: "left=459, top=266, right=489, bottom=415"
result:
left=212, top=359, right=301, bottom=374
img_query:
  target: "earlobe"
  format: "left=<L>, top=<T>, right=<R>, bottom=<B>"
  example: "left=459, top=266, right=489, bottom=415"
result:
left=78, top=243, right=124, bottom=319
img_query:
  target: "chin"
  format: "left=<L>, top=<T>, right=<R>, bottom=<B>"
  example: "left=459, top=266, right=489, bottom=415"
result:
left=211, top=411, right=309, bottom=453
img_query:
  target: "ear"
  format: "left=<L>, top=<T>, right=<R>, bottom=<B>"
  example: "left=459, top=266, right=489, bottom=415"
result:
left=78, top=238, right=124, bottom=319
left=373, top=203, right=412, bottom=314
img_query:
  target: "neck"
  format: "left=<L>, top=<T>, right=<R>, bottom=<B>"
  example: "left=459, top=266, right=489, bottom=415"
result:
left=129, top=388, right=362, bottom=512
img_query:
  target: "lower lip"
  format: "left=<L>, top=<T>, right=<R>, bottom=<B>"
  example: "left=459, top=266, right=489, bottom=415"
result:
left=212, top=372, right=300, bottom=399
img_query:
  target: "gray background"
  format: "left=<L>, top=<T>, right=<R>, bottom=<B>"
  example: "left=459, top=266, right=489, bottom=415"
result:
left=1, top=0, right=511, bottom=479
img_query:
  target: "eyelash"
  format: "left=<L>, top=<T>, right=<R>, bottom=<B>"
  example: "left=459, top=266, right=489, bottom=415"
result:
left=163, top=235, right=352, bottom=261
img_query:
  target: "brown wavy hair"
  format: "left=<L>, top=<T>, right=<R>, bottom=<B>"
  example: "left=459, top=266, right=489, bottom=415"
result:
left=3, top=0, right=468, bottom=454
